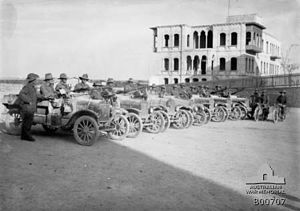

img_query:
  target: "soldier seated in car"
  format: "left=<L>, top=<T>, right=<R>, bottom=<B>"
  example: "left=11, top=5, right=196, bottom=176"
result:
left=55, top=73, right=72, bottom=97
left=90, top=81, right=106, bottom=100
left=74, top=74, right=91, bottom=93
left=40, top=73, right=58, bottom=100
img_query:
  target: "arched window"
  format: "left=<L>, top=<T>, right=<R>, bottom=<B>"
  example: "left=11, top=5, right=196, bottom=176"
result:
left=185, top=78, right=190, bottom=83
left=187, top=35, right=190, bottom=47
left=245, top=58, right=248, bottom=73
left=164, top=58, right=169, bottom=71
left=174, top=78, right=178, bottom=84
left=193, top=31, right=199, bottom=48
left=174, top=58, right=179, bottom=71
left=220, top=33, right=226, bottom=46
left=193, top=56, right=200, bottom=73
left=193, top=78, right=199, bottom=82
left=231, top=57, right=237, bottom=71
left=202, top=78, right=207, bottom=81
left=186, top=56, right=192, bottom=70
left=231, top=32, right=237, bottom=45
left=266, top=41, right=269, bottom=53
left=246, top=32, right=251, bottom=45
left=200, top=31, right=206, bottom=48
left=220, top=58, right=226, bottom=70
left=207, top=30, right=213, bottom=48
left=164, top=35, right=169, bottom=47
left=174, top=34, right=179, bottom=47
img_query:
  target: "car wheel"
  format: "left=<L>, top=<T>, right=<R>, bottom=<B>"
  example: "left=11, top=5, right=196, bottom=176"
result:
left=158, top=110, right=170, bottom=132
left=108, top=115, right=130, bottom=140
left=193, top=109, right=207, bottom=126
left=172, top=110, right=190, bottom=129
left=145, top=111, right=165, bottom=134
left=73, top=115, right=99, bottom=146
left=126, top=113, right=143, bottom=138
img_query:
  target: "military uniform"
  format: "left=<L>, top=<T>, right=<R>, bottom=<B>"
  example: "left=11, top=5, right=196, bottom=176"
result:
left=74, top=74, right=91, bottom=92
left=18, top=73, right=40, bottom=141
left=55, top=82, right=71, bottom=94
left=40, top=82, right=56, bottom=99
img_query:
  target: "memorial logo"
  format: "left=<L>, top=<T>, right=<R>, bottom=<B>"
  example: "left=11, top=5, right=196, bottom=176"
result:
left=245, top=163, right=287, bottom=206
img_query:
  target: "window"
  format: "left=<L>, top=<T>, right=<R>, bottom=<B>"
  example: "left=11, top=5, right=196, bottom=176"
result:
left=186, top=56, right=192, bottom=70
left=187, top=35, right=190, bottom=47
left=207, top=30, right=213, bottom=48
left=164, top=35, right=169, bottom=47
left=245, top=58, right=248, bottom=73
left=231, top=32, right=237, bottom=45
left=246, top=32, right=251, bottom=45
left=174, top=58, right=179, bottom=71
left=164, top=58, right=169, bottom=71
left=231, top=57, right=237, bottom=71
left=193, top=78, right=199, bottom=82
left=174, top=78, right=178, bottom=84
left=174, top=34, right=179, bottom=47
left=185, top=78, right=190, bottom=83
left=164, top=78, right=169, bottom=84
left=200, top=31, right=206, bottom=48
left=193, top=31, right=199, bottom=49
left=202, top=78, right=207, bottom=81
left=220, top=58, right=226, bottom=70
left=266, top=41, right=269, bottom=54
left=220, top=33, right=226, bottom=46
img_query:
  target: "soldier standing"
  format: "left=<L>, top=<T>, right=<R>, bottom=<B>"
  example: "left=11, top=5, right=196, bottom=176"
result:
left=74, top=74, right=91, bottom=92
left=250, top=89, right=260, bottom=119
left=18, top=73, right=40, bottom=141
left=260, top=91, right=269, bottom=120
left=276, top=90, right=287, bottom=117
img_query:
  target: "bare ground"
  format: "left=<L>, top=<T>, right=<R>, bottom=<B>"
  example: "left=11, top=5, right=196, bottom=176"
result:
left=0, top=109, right=299, bottom=211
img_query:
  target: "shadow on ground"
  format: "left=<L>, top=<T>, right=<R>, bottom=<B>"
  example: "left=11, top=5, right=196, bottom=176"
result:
left=0, top=127, right=295, bottom=211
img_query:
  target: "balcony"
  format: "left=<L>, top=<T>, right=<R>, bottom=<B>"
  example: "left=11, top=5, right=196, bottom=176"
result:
left=246, top=44, right=263, bottom=54
left=270, top=55, right=281, bottom=60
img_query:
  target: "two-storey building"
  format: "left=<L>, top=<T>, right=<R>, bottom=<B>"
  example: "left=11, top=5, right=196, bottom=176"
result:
left=149, top=14, right=282, bottom=85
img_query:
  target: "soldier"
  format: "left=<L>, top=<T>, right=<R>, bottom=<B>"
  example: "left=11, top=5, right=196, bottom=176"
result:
left=18, top=73, right=40, bottom=141
left=90, top=81, right=105, bottom=100
left=55, top=73, right=71, bottom=95
left=124, top=78, right=136, bottom=93
left=276, top=90, right=287, bottom=117
left=148, top=84, right=157, bottom=95
left=170, top=84, right=179, bottom=97
left=74, top=74, right=91, bottom=92
left=250, top=89, right=260, bottom=118
left=260, top=91, right=269, bottom=120
left=40, top=73, right=57, bottom=99
left=158, top=86, right=166, bottom=98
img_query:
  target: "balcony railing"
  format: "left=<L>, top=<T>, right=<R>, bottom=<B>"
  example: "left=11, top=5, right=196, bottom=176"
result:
left=246, top=44, right=263, bottom=53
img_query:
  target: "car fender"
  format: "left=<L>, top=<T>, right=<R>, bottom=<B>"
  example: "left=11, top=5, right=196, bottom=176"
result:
left=65, top=109, right=99, bottom=128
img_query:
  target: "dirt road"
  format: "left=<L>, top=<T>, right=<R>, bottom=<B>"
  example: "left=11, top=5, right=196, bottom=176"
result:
left=0, top=109, right=299, bottom=211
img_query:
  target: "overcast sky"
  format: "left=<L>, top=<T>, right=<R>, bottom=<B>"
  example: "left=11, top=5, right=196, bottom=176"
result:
left=0, top=0, right=299, bottom=80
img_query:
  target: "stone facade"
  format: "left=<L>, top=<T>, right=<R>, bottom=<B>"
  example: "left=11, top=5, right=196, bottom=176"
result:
left=150, top=14, right=282, bottom=85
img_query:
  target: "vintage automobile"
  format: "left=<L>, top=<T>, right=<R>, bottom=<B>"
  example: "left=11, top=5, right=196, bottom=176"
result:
left=191, top=96, right=227, bottom=122
left=211, top=95, right=242, bottom=121
left=229, top=95, right=251, bottom=120
left=2, top=93, right=130, bottom=146
left=117, top=94, right=166, bottom=135
left=147, top=94, right=207, bottom=128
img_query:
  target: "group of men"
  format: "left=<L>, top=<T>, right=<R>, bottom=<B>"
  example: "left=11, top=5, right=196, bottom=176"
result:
left=17, top=73, right=117, bottom=142
left=17, top=72, right=288, bottom=142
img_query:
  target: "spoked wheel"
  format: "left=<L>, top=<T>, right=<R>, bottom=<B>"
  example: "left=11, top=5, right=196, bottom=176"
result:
left=203, top=107, right=211, bottom=124
left=253, top=107, right=260, bottom=122
left=42, top=125, right=58, bottom=133
left=2, top=110, right=22, bottom=135
left=73, top=115, right=99, bottom=146
left=221, top=107, right=229, bottom=122
left=126, top=113, right=143, bottom=138
left=108, top=115, right=130, bottom=140
left=273, top=109, right=279, bottom=124
left=211, top=106, right=225, bottom=122
left=229, top=106, right=242, bottom=121
left=158, top=110, right=170, bottom=132
left=238, top=105, right=248, bottom=120
left=193, top=110, right=207, bottom=126
left=145, top=111, right=165, bottom=134
left=172, top=110, right=190, bottom=129
left=185, top=110, right=194, bottom=128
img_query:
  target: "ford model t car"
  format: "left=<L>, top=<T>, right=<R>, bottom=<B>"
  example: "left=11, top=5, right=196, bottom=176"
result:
left=2, top=93, right=130, bottom=146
